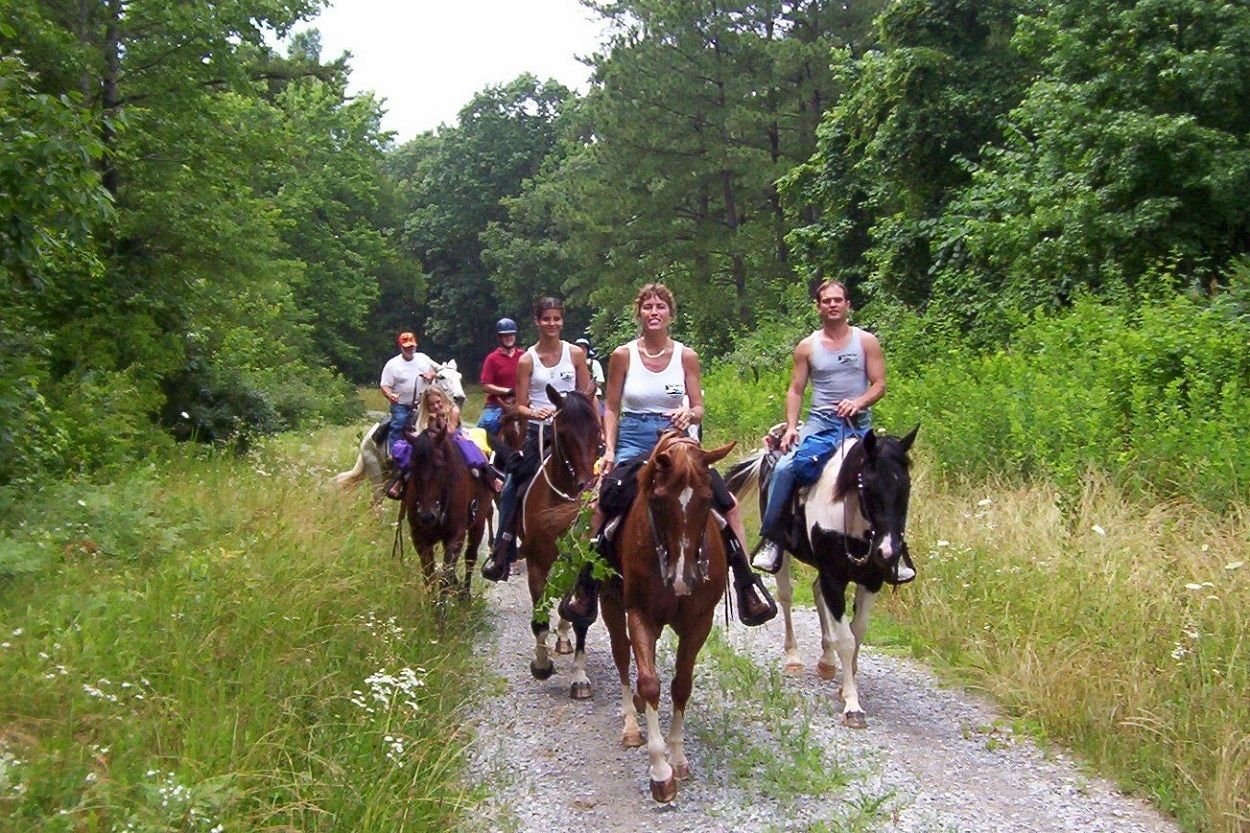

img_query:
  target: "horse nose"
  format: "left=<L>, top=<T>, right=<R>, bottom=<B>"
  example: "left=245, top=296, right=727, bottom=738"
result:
left=417, top=510, right=438, bottom=525
left=454, top=396, right=466, bottom=408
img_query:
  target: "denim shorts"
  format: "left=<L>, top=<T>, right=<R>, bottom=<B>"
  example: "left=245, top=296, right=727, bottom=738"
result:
left=614, top=412, right=674, bottom=464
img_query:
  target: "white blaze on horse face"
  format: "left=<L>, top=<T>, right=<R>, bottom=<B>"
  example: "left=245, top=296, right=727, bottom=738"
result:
left=670, top=485, right=701, bottom=594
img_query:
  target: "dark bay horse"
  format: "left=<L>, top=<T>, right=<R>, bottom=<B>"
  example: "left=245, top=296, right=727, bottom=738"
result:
left=403, top=417, right=492, bottom=598
left=519, top=385, right=602, bottom=697
left=600, top=431, right=735, bottom=803
left=727, top=426, right=917, bottom=728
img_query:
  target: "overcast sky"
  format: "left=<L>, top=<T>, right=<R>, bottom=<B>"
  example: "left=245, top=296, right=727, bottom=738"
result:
left=292, top=0, right=607, bottom=142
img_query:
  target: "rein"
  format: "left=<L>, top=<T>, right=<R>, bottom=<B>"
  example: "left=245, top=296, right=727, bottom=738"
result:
left=644, top=436, right=710, bottom=584
left=538, top=413, right=589, bottom=504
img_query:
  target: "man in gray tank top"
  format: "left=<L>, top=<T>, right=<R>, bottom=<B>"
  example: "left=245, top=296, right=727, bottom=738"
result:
left=753, top=280, right=913, bottom=583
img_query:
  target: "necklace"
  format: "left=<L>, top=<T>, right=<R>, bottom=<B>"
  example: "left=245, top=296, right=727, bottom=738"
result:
left=639, top=340, right=670, bottom=359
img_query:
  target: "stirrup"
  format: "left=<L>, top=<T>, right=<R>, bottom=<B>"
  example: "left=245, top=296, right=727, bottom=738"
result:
left=735, top=573, right=777, bottom=627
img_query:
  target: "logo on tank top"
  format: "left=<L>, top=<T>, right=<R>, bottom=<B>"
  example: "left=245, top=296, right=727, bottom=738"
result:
left=836, top=352, right=860, bottom=366
left=664, top=384, right=683, bottom=396
left=558, top=369, right=574, bottom=382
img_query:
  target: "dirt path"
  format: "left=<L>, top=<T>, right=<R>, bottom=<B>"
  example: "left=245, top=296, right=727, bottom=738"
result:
left=464, top=576, right=1179, bottom=833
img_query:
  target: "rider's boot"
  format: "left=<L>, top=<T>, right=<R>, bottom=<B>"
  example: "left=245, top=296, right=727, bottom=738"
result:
left=752, top=538, right=784, bottom=574
left=884, top=540, right=917, bottom=585
left=481, top=516, right=517, bottom=582
left=727, top=530, right=777, bottom=626
left=384, top=468, right=407, bottom=501
left=558, top=563, right=599, bottom=624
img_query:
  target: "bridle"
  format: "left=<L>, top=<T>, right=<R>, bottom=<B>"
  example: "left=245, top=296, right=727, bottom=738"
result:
left=538, top=405, right=594, bottom=504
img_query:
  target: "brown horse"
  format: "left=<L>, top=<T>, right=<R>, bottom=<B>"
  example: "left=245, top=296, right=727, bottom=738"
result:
left=402, top=417, right=492, bottom=598
left=600, top=430, right=735, bottom=803
left=520, top=385, right=602, bottom=697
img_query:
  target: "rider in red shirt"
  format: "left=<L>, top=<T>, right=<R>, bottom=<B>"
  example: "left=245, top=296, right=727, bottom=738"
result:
left=478, top=318, right=523, bottom=459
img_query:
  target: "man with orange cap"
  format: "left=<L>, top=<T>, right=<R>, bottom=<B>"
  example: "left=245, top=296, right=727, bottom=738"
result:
left=380, top=331, right=436, bottom=454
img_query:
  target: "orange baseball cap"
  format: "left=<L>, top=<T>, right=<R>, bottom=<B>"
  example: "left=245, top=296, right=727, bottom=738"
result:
left=397, top=332, right=417, bottom=347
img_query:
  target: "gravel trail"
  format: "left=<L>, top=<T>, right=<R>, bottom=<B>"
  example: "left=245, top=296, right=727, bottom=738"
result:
left=465, top=576, right=1178, bottom=833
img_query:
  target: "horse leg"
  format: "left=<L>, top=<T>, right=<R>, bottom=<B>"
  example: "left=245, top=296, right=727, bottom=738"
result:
left=813, top=577, right=839, bottom=681
left=628, top=608, right=675, bottom=803
left=462, top=513, right=486, bottom=599
left=526, top=555, right=555, bottom=680
left=568, top=617, right=592, bottom=700
left=600, top=584, right=642, bottom=747
left=554, top=617, right=574, bottom=655
left=815, top=574, right=864, bottom=728
left=668, top=611, right=714, bottom=782
left=776, top=553, right=802, bottom=674
left=849, top=584, right=878, bottom=680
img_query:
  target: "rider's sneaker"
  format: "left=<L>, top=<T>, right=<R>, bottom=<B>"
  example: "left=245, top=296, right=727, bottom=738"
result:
left=888, top=560, right=916, bottom=585
left=752, top=540, right=783, bottom=574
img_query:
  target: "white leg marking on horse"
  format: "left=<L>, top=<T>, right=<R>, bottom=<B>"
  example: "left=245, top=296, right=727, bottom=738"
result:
left=814, top=579, right=838, bottom=674
left=832, top=611, right=861, bottom=715
left=621, top=683, right=642, bottom=743
left=571, top=646, right=589, bottom=688
left=851, top=585, right=877, bottom=679
left=534, top=626, right=550, bottom=668
left=777, top=554, right=802, bottom=671
left=667, top=708, right=688, bottom=777
left=645, top=703, right=672, bottom=784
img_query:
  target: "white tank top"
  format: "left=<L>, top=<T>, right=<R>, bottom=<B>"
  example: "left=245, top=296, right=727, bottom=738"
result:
left=527, top=341, right=577, bottom=419
left=621, top=340, right=686, bottom=414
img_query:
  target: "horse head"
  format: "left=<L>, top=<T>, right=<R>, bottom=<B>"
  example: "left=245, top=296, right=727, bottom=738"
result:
left=408, top=420, right=452, bottom=526
left=433, top=360, right=466, bottom=407
left=641, top=431, right=735, bottom=596
left=498, top=403, right=528, bottom=453
left=546, top=383, right=601, bottom=493
left=836, top=425, right=918, bottom=571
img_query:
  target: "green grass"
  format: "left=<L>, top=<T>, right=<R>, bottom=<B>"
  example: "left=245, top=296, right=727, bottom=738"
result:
left=0, top=427, right=484, bottom=832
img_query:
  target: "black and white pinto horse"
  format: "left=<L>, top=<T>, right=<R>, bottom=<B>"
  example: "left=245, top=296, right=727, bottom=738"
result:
left=726, top=425, right=917, bottom=729
left=333, top=361, right=468, bottom=500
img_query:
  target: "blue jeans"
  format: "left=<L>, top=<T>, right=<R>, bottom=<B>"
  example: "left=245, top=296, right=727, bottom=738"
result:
left=760, top=410, right=870, bottom=542
left=388, top=403, right=414, bottom=455
left=477, top=404, right=503, bottom=435
left=614, top=412, right=673, bottom=464
left=494, top=423, right=546, bottom=549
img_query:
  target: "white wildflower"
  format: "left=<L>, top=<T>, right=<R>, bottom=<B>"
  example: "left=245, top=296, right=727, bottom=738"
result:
left=936, top=540, right=951, bottom=547
left=977, top=498, right=993, bottom=507
left=1225, top=561, right=1244, bottom=571
left=1184, top=583, right=1203, bottom=591
left=1091, top=524, right=1106, bottom=536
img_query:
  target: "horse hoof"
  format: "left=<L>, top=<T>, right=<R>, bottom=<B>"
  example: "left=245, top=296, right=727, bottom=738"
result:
left=843, top=710, right=868, bottom=730
left=672, top=762, right=691, bottom=781
left=649, top=776, right=677, bottom=803
left=530, top=660, right=555, bottom=681
left=621, top=730, right=644, bottom=749
left=569, top=680, right=592, bottom=700
left=783, top=661, right=805, bottom=676
left=816, top=660, right=838, bottom=681
left=555, top=636, right=574, bottom=655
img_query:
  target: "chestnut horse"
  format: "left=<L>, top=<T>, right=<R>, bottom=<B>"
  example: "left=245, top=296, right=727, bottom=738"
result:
left=519, top=385, right=601, bottom=698
left=402, top=417, right=492, bottom=598
left=599, top=430, right=735, bottom=803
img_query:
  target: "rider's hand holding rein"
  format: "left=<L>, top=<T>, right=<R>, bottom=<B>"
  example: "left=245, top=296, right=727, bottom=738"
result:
left=663, top=403, right=700, bottom=433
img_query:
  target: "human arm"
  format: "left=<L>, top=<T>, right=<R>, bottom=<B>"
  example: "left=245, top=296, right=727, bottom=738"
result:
left=417, top=353, right=437, bottom=383
left=664, top=346, right=704, bottom=432
left=600, top=345, right=629, bottom=474
left=380, top=361, right=400, bottom=405
left=780, top=340, right=812, bottom=451
left=514, top=352, right=550, bottom=420
left=835, top=331, right=886, bottom=418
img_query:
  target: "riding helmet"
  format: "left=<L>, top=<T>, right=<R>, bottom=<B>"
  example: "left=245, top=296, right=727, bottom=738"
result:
left=495, top=317, right=518, bottom=334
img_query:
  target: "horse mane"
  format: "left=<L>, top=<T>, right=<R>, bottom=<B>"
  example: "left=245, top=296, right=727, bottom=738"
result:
left=556, top=389, right=599, bottom=432
left=832, top=432, right=911, bottom=501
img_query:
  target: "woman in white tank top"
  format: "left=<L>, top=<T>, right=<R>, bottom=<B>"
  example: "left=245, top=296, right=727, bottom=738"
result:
left=584, top=283, right=776, bottom=626
left=487, top=296, right=594, bottom=580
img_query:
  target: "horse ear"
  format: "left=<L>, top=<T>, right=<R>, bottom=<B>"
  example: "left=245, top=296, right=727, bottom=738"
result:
left=547, top=383, right=564, bottom=407
left=445, top=359, right=457, bottom=370
left=861, top=429, right=878, bottom=455
left=900, top=423, right=919, bottom=452
left=701, top=441, right=736, bottom=466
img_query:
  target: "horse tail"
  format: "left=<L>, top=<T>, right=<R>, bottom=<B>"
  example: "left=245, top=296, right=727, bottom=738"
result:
left=334, top=452, right=367, bottom=489
left=723, top=451, right=767, bottom=498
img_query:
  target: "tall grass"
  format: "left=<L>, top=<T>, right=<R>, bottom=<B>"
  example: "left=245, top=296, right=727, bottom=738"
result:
left=0, top=427, right=483, bottom=832
left=882, top=471, right=1249, bottom=833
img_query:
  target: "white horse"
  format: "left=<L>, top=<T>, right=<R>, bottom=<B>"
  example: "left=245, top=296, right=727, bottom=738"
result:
left=334, top=360, right=467, bottom=499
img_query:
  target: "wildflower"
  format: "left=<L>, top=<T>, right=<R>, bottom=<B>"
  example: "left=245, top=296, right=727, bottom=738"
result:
left=10, top=628, right=21, bottom=637
left=936, top=540, right=951, bottom=547
left=977, top=498, right=993, bottom=507
left=1225, top=561, right=1244, bottom=571
left=1091, top=525, right=1106, bottom=536
left=1184, top=583, right=1203, bottom=591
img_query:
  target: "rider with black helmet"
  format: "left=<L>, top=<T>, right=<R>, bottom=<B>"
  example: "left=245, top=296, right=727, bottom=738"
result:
left=478, top=317, right=523, bottom=458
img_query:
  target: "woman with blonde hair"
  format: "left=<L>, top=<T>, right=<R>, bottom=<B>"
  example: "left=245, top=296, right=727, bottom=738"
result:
left=564, top=282, right=775, bottom=626
left=388, top=386, right=500, bottom=499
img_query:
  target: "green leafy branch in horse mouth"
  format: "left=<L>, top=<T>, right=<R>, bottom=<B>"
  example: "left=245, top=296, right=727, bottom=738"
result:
left=533, top=499, right=617, bottom=626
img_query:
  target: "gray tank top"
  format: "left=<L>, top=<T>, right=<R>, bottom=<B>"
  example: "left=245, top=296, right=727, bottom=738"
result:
left=808, top=327, right=869, bottom=412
